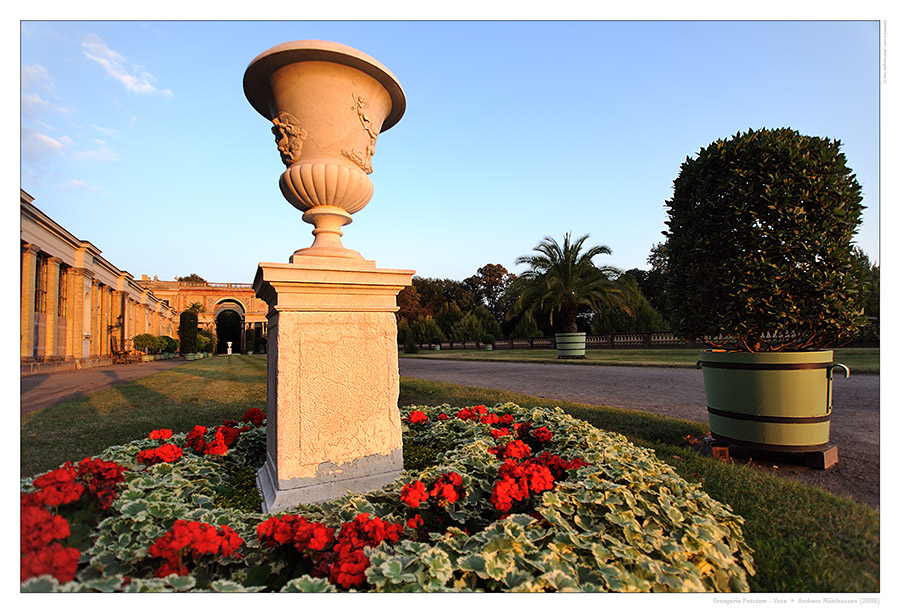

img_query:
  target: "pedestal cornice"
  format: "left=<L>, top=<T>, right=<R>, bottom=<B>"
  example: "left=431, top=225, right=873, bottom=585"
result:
left=254, top=257, right=414, bottom=313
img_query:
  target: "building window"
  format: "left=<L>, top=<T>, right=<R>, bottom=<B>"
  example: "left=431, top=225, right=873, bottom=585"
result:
left=57, top=264, right=69, bottom=318
left=34, top=253, right=48, bottom=314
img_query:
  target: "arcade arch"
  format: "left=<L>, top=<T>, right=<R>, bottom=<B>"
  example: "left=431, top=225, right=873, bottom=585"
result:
left=214, top=299, right=245, bottom=354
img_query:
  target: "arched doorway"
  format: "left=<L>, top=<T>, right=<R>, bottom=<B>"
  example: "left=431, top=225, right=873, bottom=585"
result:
left=214, top=300, right=245, bottom=354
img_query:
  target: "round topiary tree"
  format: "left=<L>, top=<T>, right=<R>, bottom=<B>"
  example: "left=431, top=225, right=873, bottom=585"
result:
left=132, top=333, right=156, bottom=354
left=662, top=127, right=867, bottom=352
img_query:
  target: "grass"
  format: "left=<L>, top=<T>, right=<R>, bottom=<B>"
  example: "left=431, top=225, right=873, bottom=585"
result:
left=401, top=347, right=880, bottom=374
left=21, top=355, right=267, bottom=478
left=20, top=356, right=879, bottom=593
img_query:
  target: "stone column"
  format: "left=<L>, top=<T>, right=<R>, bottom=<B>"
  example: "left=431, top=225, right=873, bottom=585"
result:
left=254, top=257, right=413, bottom=510
left=20, top=243, right=40, bottom=360
left=43, top=257, right=61, bottom=359
left=71, top=268, right=94, bottom=359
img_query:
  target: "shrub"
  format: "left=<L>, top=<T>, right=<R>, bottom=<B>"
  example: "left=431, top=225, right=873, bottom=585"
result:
left=161, top=336, right=178, bottom=353
left=662, top=127, right=867, bottom=351
left=132, top=334, right=156, bottom=354
left=481, top=334, right=495, bottom=346
left=178, top=311, right=199, bottom=354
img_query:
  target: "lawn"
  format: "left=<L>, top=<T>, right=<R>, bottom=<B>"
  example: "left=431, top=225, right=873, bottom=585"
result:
left=21, top=355, right=879, bottom=593
left=400, top=347, right=880, bottom=374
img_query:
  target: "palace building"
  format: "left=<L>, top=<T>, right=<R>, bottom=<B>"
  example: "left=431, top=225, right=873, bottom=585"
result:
left=20, top=189, right=267, bottom=375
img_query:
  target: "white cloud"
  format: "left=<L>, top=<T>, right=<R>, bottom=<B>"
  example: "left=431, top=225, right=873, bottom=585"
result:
left=73, top=139, right=119, bottom=162
left=91, top=124, right=121, bottom=138
left=21, top=64, right=56, bottom=94
left=66, top=179, right=103, bottom=192
left=81, top=34, right=173, bottom=97
left=21, top=91, right=69, bottom=118
left=21, top=129, right=68, bottom=164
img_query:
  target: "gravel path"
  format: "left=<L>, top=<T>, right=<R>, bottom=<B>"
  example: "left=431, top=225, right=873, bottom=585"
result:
left=399, top=358, right=880, bottom=508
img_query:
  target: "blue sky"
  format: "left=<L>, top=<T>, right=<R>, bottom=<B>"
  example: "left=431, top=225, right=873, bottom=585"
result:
left=17, top=17, right=883, bottom=284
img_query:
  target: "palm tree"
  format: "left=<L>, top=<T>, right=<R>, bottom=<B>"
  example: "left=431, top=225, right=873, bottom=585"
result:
left=510, top=233, right=634, bottom=333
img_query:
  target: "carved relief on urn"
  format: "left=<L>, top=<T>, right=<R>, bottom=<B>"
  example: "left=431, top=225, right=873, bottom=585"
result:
left=244, top=40, right=405, bottom=259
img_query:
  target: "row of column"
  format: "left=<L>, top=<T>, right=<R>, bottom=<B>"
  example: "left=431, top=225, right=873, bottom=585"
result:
left=20, top=242, right=173, bottom=362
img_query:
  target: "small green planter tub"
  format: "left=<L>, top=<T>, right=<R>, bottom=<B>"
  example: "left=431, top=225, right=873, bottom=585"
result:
left=699, top=350, right=849, bottom=452
left=555, top=332, right=586, bottom=359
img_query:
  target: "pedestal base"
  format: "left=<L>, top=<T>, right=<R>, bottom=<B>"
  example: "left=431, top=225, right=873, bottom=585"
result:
left=257, top=450, right=402, bottom=512
left=254, top=256, right=413, bottom=513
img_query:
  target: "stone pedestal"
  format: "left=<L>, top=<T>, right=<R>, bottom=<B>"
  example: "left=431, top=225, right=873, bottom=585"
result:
left=253, top=256, right=413, bottom=512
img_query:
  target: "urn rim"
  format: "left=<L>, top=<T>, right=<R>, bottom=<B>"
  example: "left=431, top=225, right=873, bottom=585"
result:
left=243, top=39, right=406, bottom=131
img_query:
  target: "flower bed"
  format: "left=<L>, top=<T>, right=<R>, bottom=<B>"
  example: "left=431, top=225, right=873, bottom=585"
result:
left=20, top=403, right=754, bottom=592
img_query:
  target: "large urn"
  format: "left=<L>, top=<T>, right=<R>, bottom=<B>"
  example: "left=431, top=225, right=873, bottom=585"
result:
left=243, top=40, right=406, bottom=259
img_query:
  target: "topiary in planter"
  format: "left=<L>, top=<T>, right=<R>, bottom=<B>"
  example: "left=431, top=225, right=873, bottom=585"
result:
left=178, top=311, right=199, bottom=354
left=662, top=127, right=867, bottom=352
left=662, top=127, right=868, bottom=456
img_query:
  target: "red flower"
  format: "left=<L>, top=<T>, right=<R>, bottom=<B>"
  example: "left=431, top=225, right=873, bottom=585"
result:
left=137, top=443, right=184, bottom=466
left=31, top=464, right=84, bottom=507
left=498, top=414, right=515, bottom=426
left=329, top=548, right=370, bottom=589
left=490, top=428, right=511, bottom=439
left=149, top=519, right=243, bottom=577
left=408, top=410, right=428, bottom=424
left=186, top=425, right=208, bottom=453
left=21, top=496, right=70, bottom=552
left=242, top=408, right=266, bottom=427
left=76, top=457, right=127, bottom=509
left=490, top=458, right=555, bottom=513
left=149, top=429, right=173, bottom=440
left=437, top=413, right=449, bottom=421
left=532, top=426, right=553, bottom=443
left=216, top=425, right=242, bottom=448
left=455, top=408, right=475, bottom=421
left=406, top=514, right=423, bottom=529
left=429, top=472, right=465, bottom=506
left=256, top=515, right=335, bottom=552
left=20, top=542, right=81, bottom=583
left=400, top=481, right=429, bottom=509
left=204, top=429, right=228, bottom=455
left=490, top=439, right=531, bottom=460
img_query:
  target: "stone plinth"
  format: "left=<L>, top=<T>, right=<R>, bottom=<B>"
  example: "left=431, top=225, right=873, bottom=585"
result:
left=253, top=256, right=413, bottom=512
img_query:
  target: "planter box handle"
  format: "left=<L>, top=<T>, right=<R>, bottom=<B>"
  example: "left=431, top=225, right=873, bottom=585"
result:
left=829, top=363, right=850, bottom=379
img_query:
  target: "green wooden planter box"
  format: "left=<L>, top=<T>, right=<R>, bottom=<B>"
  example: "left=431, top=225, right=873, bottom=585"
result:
left=555, top=332, right=586, bottom=359
left=700, top=349, right=849, bottom=452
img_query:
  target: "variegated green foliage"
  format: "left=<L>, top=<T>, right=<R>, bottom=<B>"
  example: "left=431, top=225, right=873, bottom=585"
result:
left=21, top=403, right=754, bottom=592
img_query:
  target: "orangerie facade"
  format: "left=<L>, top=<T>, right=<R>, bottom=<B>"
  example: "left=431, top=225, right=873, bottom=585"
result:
left=20, top=190, right=267, bottom=375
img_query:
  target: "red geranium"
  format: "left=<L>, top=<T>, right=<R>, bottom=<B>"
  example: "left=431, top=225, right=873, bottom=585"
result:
left=20, top=542, right=81, bottom=584
left=149, top=429, right=173, bottom=440
left=257, top=515, right=335, bottom=552
left=490, top=428, right=511, bottom=439
left=437, top=413, right=449, bottom=421
left=490, top=439, right=531, bottom=460
left=400, top=480, right=429, bottom=509
left=532, top=426, right=553, bottom=443
left=76, top=457, right=127, bottom=509
left=148, top=519, right=243, bottom=578
left=186, top=425, right=208, bottom=453
left=21, top=495, right=70, bottom=551
left=242, top=407, right=266, bottom=427
left=31, top=464, right=84, bottom=507
left=429, top=472, right=465, bottom=506
left=137, top=443, right=184, bottom=466
left=408, top=410, right=428, bottom=424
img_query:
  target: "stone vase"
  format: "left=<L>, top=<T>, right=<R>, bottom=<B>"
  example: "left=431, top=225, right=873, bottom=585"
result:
left=244, top=40, right=406, bottom=259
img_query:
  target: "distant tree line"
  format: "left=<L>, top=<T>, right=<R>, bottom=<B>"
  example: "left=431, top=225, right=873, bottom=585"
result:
left=396, top=240, right=879, bottom=346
